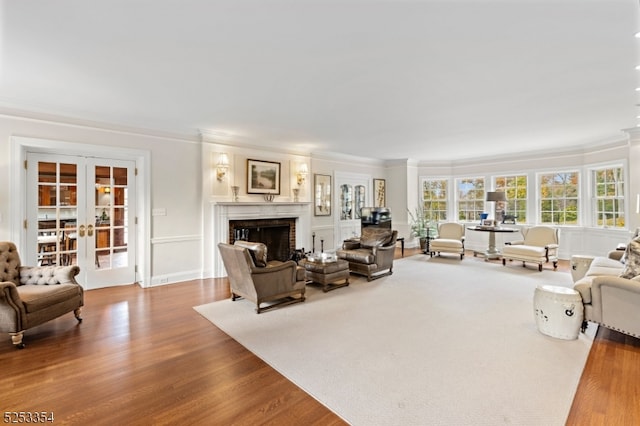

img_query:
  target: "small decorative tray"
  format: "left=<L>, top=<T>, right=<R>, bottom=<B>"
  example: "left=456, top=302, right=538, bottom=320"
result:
left=307, top=252, right=337, bottom=263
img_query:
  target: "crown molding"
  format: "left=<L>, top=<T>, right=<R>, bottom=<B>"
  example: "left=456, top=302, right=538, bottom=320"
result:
left=417, top=136, right=629, bottom=169
left=0, top=106, right=201, bottom=144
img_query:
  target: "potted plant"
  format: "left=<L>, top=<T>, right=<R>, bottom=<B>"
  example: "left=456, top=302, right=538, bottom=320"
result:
left=408, top=206, right=435, bottom=252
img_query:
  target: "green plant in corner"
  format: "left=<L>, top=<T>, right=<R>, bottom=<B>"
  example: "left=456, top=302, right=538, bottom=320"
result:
left=408, top=206, right=436, bottom=251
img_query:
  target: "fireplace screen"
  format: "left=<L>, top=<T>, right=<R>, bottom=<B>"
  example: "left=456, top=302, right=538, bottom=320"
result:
left=229, top=218, right=296, bottom=262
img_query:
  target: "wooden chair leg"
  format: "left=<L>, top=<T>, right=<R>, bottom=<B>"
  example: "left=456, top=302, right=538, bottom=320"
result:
left=10, top=331, right=25, bottom=349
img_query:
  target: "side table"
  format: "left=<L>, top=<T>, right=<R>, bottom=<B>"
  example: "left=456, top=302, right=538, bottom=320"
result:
left=299, top=256, right=350, bottom=292
left=467, top=226, right=518, bottom=260
left=533, top=285, right=584, bottom=340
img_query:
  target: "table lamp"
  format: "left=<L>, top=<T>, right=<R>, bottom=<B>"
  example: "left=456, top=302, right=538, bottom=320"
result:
left=486, top=191, right=506, bottom=223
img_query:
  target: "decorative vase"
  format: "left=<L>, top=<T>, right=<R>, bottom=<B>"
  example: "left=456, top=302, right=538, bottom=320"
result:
left=292, top=188, right=300, bottom=202
left=264, top=194, right=275, bottom=202
left=231, top=186, right=239, bottom=202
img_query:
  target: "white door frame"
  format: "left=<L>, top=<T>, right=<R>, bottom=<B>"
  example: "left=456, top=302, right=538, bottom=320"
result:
left=10, top=136, right=151, bottom=288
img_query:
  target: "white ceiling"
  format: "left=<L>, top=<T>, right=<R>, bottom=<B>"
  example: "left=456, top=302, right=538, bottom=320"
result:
left=1, top=0, right=638, bottom=161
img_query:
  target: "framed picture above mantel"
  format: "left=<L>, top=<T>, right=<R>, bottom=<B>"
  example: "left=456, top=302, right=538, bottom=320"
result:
left=247, top=159, right=281, bottom=195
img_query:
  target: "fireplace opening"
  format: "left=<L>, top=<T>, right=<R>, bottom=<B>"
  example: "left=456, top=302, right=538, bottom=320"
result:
left=229, top=218, right=296, bottom=262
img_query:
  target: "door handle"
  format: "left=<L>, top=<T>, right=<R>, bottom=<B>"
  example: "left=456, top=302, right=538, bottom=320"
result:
left=79, top=225, right=86, bottom=237
left=87, top=224, right=94, bottom=237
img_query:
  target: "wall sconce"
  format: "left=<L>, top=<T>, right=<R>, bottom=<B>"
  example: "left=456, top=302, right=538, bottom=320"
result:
left=297, top=163, right=308, bottom=186
left=216, top=153, right=229, bottom=181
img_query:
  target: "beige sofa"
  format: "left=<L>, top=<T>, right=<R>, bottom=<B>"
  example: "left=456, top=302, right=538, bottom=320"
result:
left=218, top=241, right=306, bottom=313
left=572, top=248, right=640, bottom=338
left=0, top=242, right=83, bottom=348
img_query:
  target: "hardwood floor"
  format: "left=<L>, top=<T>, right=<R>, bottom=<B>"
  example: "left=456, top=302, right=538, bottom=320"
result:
left=1, top=249, right=639, bottom=425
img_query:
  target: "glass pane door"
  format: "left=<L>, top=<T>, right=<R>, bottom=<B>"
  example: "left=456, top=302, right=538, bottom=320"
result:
left=93, top=165, right=129, bottom=270
left=27, top=153, right=136, bottom=289
left=35, top=160, right=79, bottom=266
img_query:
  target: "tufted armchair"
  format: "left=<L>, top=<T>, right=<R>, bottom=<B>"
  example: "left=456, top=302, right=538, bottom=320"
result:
left=0, top=242, right=83, bottom=348
left=336, top=228, right=397, bottom=281
left=501, top=226, right=559, bottom=271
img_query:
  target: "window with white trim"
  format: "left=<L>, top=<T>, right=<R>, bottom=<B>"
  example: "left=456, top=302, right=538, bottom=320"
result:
left=494, top=174, right=527, bottom=223
left=422, top=179, right=448, bottom=221
left=456, top=177, right=485, bottom=221
left=592, top=166, right=625, bottom=228
left=539, top=171, right=579, bottom=225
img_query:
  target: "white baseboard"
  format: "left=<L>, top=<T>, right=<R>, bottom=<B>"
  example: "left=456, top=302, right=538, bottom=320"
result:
left=150, top=269, right=202, bottom=287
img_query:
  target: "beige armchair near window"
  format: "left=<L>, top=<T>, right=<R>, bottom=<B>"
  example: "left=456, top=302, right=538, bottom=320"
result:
left=0, top=242, right=83, bottom=349
left=501, top=226, right=559, bottom=271
left=337, top=228, right=397, bottom=281
left=429, top=222, right=465, bottom=259
left=218, top=241, right=306, bottom=313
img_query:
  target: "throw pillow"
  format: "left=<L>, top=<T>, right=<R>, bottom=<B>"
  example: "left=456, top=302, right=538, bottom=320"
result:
left=619, top=236, right=640, bottom=279
left=234, top=241, right=268, bottom=267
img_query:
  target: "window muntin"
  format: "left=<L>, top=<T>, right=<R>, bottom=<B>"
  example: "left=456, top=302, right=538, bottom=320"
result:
left=494, top=174, right=527, bottom=223
left=422, top=179, right=448, bottom=221
left=539, top=172, right=579, bottom=225
left=593, top=166, right=625, bottom=228
left=456, top=177, right=485, bottom=221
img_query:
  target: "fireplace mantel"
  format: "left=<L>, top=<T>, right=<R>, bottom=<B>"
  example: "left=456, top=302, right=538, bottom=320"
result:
left=211, top=201, right=312, bottom=277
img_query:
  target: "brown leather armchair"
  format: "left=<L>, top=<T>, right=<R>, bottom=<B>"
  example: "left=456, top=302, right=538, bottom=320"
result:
left=218, top=241, right=306, bottom=313
left=0, top=242, right=83, bottom=348
left=337, top=228, right=397, bottom=281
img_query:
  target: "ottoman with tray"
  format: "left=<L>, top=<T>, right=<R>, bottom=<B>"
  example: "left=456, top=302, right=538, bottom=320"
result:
left=299, top=253, right=350, bottom=292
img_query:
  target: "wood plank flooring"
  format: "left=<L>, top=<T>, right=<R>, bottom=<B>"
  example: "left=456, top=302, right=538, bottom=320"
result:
left=1, top=249, right=639, bottom=425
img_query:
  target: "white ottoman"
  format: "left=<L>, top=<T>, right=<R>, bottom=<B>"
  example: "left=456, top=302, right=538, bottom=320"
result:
left=570, top=255, right=595, bottom=282
left=533, top=285, right=584, bottom=340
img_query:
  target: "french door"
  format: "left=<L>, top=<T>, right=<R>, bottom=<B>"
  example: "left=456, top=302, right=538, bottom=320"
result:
left=26, top=153, right=136, bottom=289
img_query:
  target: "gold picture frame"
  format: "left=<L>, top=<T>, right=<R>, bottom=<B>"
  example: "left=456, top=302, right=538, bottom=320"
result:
left=314, top=174, right=331, bottom=216
left=373, top=178, right=386, bottom=207
left=247, top=159, right=281, bottom=194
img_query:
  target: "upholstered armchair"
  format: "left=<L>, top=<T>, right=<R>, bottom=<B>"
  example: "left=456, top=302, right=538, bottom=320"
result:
left=336, top=228, right=397, bottom=281
left=218, top=241, right=306, bottom=313
left=429, top=222, right=465, bottom=259
left=0, top=242, right=83, bottom=348
left=501, top=226, right=559, bottom=271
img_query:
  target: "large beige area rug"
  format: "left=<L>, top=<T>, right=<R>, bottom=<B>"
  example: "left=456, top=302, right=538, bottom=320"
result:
left=195, top=256, right=596, bottom=425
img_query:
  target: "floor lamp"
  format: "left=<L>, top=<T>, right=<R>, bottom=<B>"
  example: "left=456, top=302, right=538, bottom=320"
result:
left=486, top=191, right=506, bottom=224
